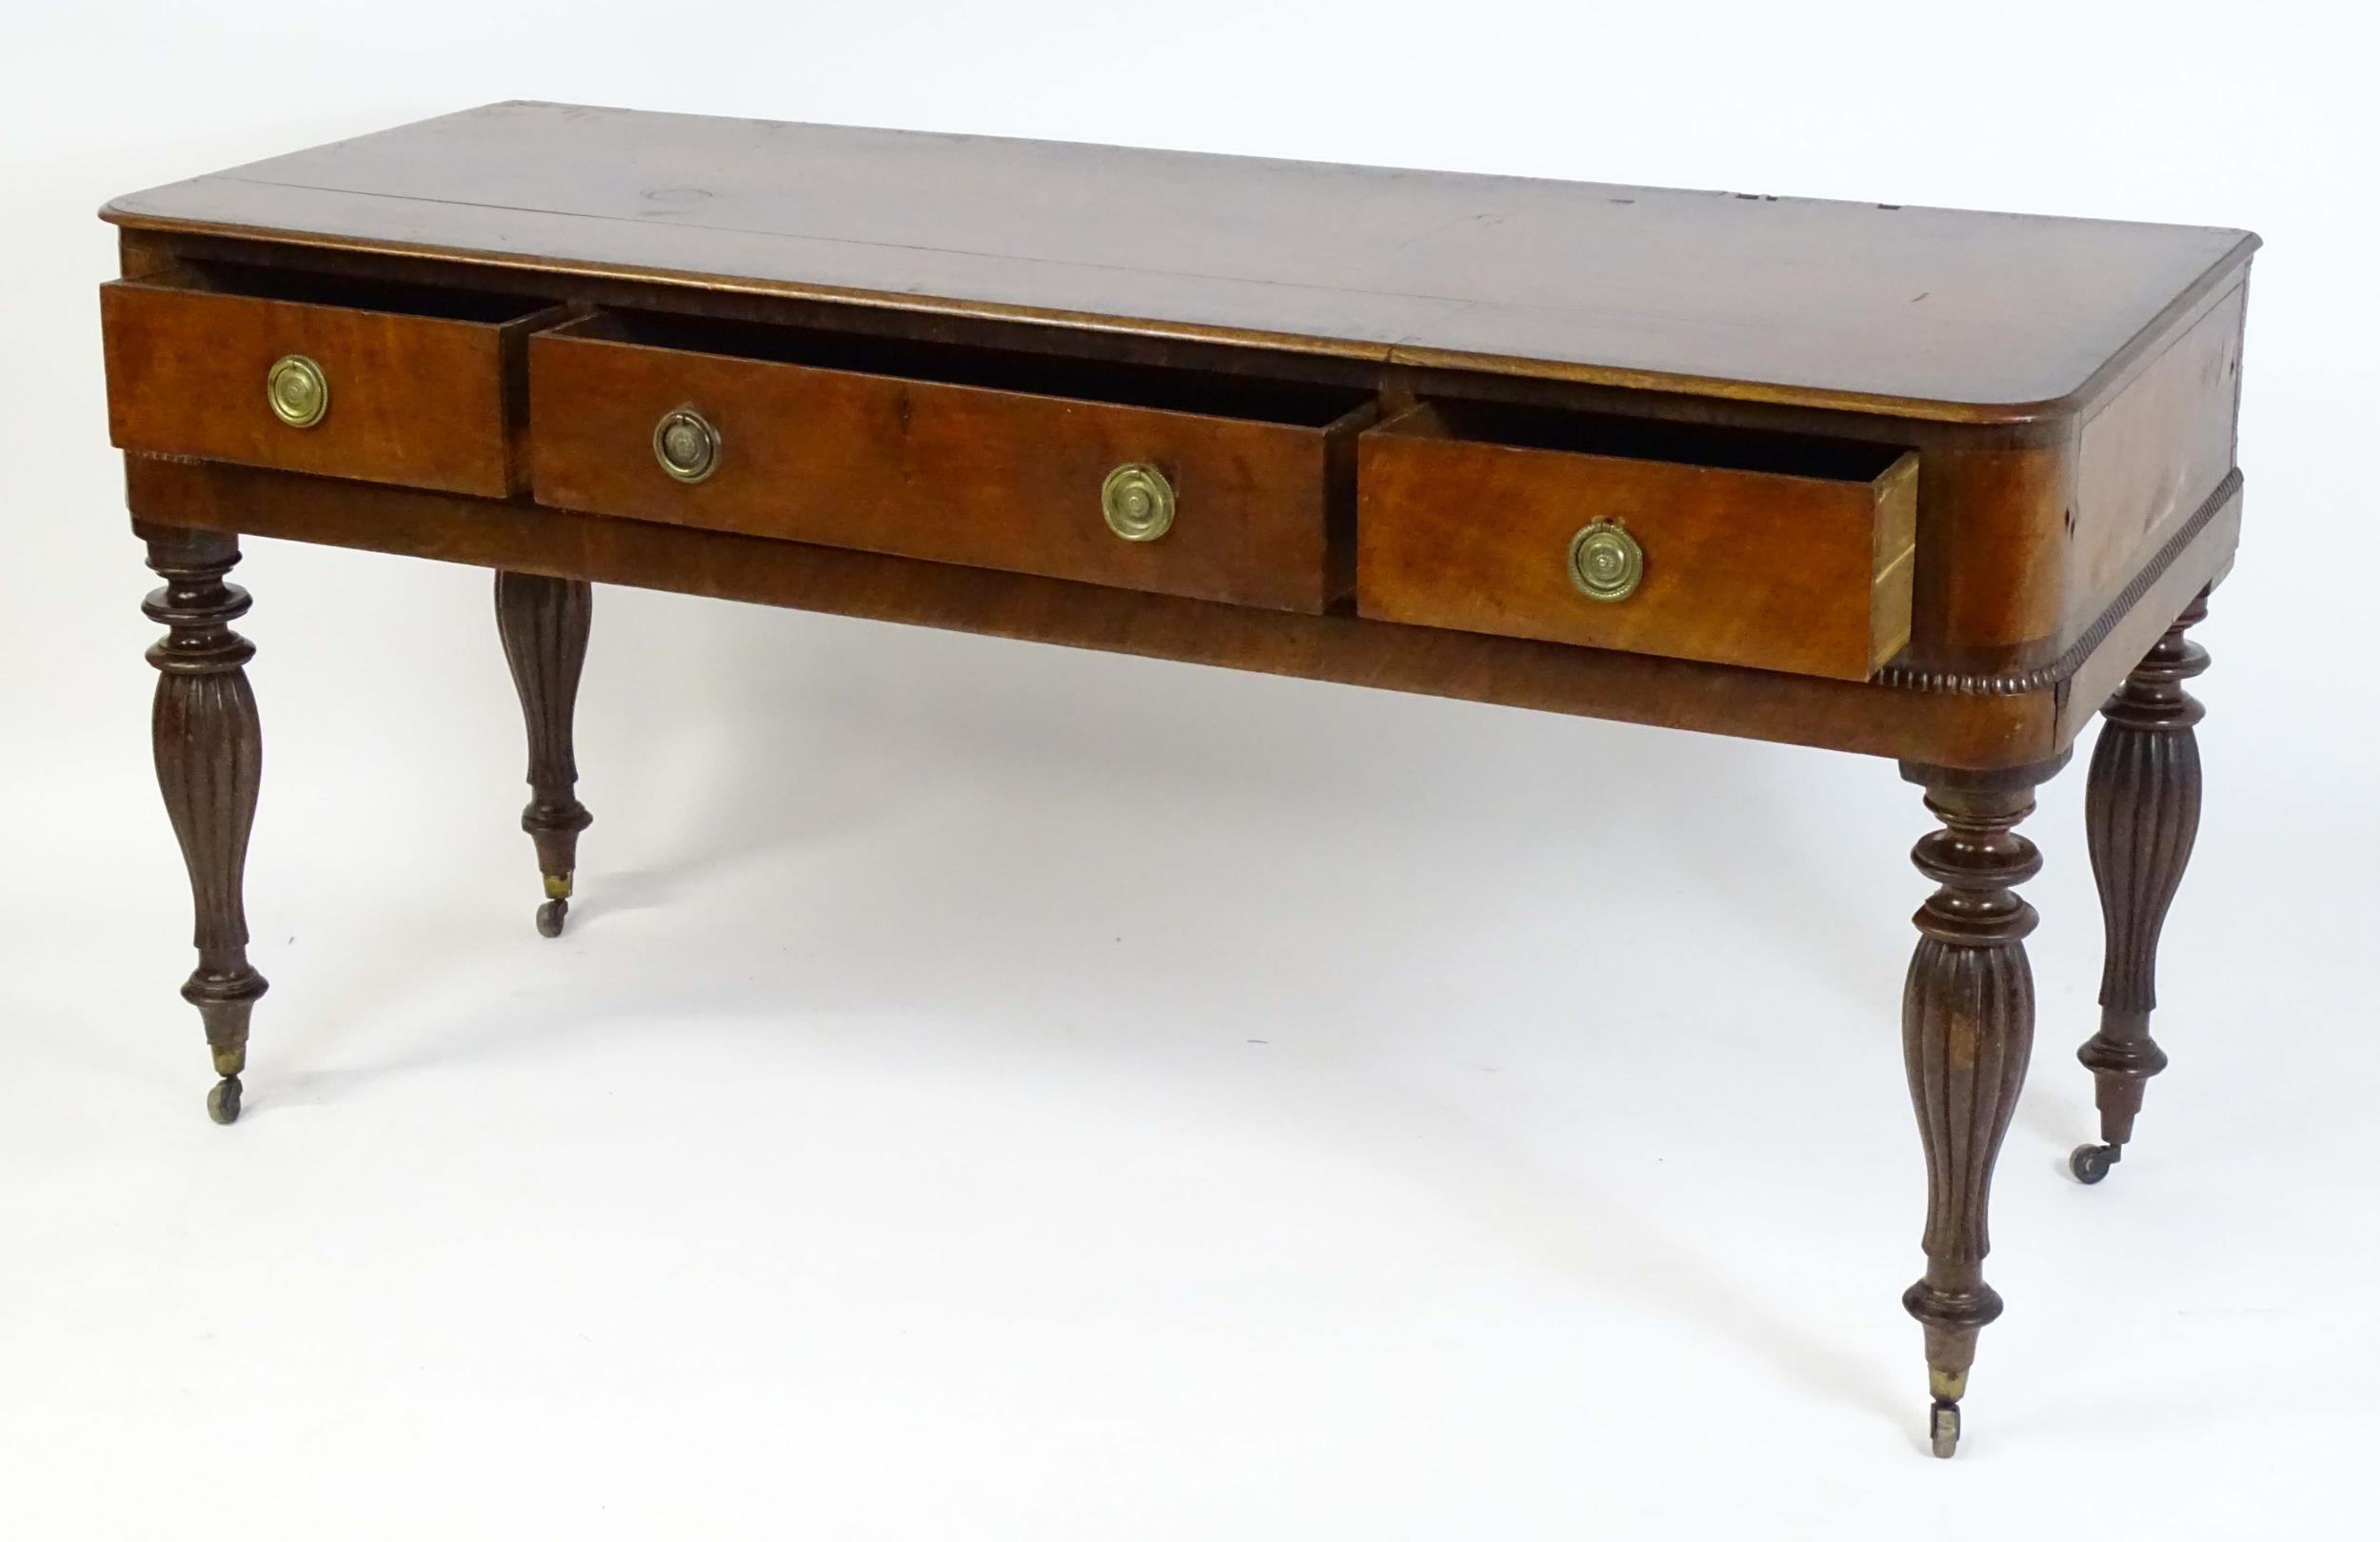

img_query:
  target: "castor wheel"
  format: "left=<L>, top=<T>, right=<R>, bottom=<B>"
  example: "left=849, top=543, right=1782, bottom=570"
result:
left=206, top=1075, right=243, bottom=1126
left=1929, top=1400, right=1961, bottom=1459
left=536, top=897, right=569, bottom=938
left=2069, top=1142, right=2121, bottom=1185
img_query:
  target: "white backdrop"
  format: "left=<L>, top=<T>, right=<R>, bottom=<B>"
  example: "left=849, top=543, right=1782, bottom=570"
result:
left=5, top=4, right=2375, bottom=1537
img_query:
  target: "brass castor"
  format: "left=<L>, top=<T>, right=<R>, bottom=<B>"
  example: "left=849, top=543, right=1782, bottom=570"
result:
left=536, top=897, right=568, bottom=938
left=206, top=1075, right=243, bottom=1126
left=1929, top=1399, right=1961, bottom=1459
left=2069, top=1142, right=2121, bottom=1185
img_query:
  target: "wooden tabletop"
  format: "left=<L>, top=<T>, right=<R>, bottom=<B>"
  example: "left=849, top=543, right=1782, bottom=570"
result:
left=106, top=101, right=2255, bottom=423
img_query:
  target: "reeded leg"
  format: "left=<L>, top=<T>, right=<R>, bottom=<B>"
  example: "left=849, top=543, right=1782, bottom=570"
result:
left=1898, top=759, right=2058, bottom=1456
left=145, top=527, right=268, bottom=1125
left=495, top=571, right=593, bottom=938
left=2072, top=590, right=2209, bottom=1184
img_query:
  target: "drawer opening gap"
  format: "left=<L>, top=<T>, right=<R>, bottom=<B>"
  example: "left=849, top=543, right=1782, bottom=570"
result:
left=1397, top=399, right=1912, bottom=483
left=172, top=260, right=559, bottom=325
left=576, top=307, right=1375, bottom=427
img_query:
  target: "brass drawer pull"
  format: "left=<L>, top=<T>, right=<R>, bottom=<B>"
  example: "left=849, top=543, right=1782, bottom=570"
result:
left=265, top=354, right=328, bottom=428
left=1568, top=519, right=1643, bottom=602
left=1101, top=462, right=1175, bottom=542
left=653, top=405, right=720, bottom=483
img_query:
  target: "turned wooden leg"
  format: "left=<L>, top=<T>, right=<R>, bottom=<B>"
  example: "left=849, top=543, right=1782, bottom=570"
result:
left=1897, top=758, right=2059, bottom=1456
left=495, top=571, right=593, bottom=938
left=145, top=527, right=267, bottom=1126
left=2071, top=590, right=2209, bottom=1185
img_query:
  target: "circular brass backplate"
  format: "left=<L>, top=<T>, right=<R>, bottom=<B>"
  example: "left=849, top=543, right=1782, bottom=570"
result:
left=652, top=406, right=721, bottom=484
left=1568, top=519, right=1644, bottom=603
left=1101, top=462, right=1175, bottom=542
left=265, top=355, right=328, bottom=429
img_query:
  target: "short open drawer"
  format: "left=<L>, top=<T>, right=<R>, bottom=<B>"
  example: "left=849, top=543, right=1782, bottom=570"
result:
left=101, top=263, right=562, bottom=497
left=1356, top=403, right=1919, bottom=681
left=526, top=310, right=1377, bottom=614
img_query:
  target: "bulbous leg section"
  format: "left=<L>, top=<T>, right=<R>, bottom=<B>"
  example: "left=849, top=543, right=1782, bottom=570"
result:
left=496, top=572, right=593, bottom=937
left=146, top=527, right=268, bottom=1125
left=1896, top=760, right=2056, bottom=1456
left=2076, top=590, right=2209, bottom=1177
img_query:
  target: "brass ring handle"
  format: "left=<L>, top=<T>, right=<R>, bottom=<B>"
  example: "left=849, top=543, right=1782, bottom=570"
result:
left=653, top=406, right=721, bottom=484
left=265, top=355, right=329, bottom=429
left=1567, top=519, right=1644, bottom=603
left=1101, top=462, right=1175, bottom=542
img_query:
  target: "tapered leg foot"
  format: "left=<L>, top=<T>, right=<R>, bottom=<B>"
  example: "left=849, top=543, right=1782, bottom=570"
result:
left=145, top=527, right=268, bottom=1123
left=1896, top=757, right=2058, bottom=1456
left=2076, top=590, right=2208, bottom=1178
left=496, top=572, right=593, bottom=937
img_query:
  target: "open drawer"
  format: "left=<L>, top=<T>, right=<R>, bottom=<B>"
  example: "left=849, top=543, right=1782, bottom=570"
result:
left=526, top=310, right=1377, bottom=614
left=101, top=263, right=563, bottom=497
left=1356, top=403, right=1919, bottom=681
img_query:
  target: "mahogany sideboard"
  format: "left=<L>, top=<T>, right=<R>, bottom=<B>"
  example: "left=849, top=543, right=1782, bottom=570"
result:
left=98, top=102, right=2254, bottom=1458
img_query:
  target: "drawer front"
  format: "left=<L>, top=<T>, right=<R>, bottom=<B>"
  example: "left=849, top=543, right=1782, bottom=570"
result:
left=1357, top=406, right=1918, bottom=681
left=102, top=270, right=556, bottom=498
left=527, top=320, right=1362, bottom=614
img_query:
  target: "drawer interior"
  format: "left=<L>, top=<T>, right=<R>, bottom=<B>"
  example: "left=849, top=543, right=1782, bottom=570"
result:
left=137, top=259, right=561, bottom=325
left=1377, top=399, right=1910, bottom=484
left=560, top=307, right=1376, bottom=427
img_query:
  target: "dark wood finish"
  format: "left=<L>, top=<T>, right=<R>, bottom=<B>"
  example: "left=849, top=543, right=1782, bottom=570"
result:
left=102, top=104, right=2260, bottom=1456
left=102, top=264, right=561, bottom=497
left=495, top=571, right=594, bottom=938
left=102, top=101, right=2256, bottom=423
left=527, top=312, right=1371, bottom=613
left=143, top=527, right=268, bottom=1126
left=2074, top=590, right=2210, bottom=1175
left=108, top=204, right=2254, bottom=688
left=129, top=456, right=2089, bottom=770
left=128, top=458, right=2252, bottom=774
left=1357, top=402, right=1917, bottom=680
left=1896, top=758, right=2058, bottom=1457
left=2054, top=477, right=2239, bottom=744
left=2069, top=290, right=2246, bottom=639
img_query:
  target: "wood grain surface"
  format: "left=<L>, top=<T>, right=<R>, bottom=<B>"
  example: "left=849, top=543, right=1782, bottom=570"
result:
left=102, top=263, right=558, bottom=496
left=104, top=101, right=2256, bottom=422
left=1357, top=403, right=1917, bottom=680
left=124, top=457, right=2260, bottom=770
left=527, top=311, right=1371, bottom=613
